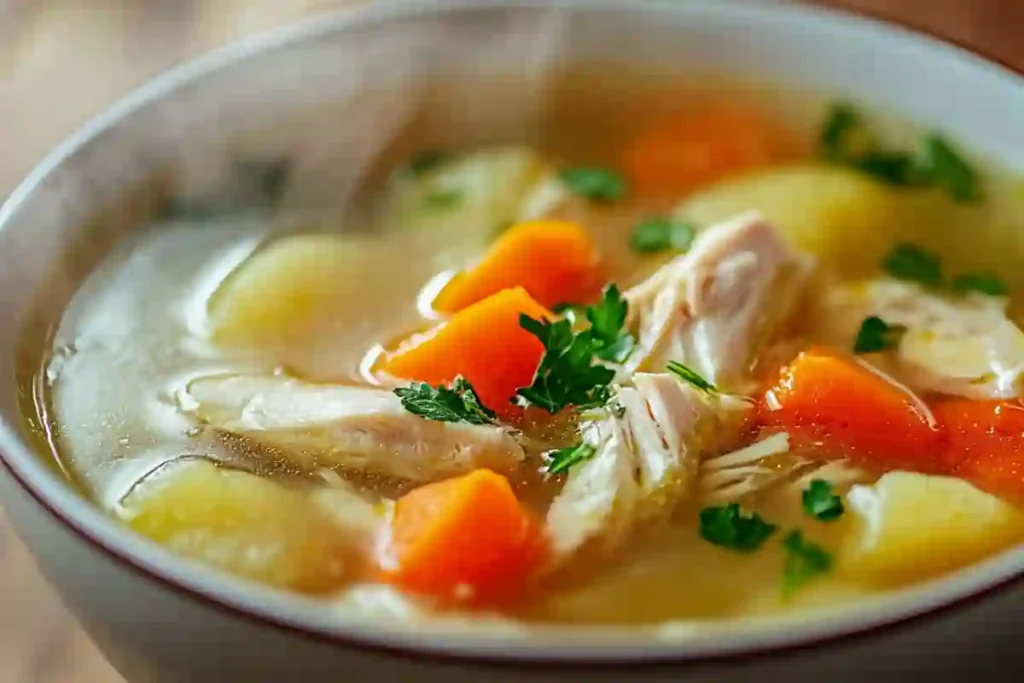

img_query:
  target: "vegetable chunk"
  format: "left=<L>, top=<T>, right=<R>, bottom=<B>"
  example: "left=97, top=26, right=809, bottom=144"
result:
left=381, top=288, right=551, bottom=413
left=433, top=219, right=604, bottom=313
left=383, top=469, right=545, bottom=602
left=933, top=399, right=1024, bottom=500
left=839, top=471, right=1024, bottom=586
left=122, top=460, right=370, bottom=592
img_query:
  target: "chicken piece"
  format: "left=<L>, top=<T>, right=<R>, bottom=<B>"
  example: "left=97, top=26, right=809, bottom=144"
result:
left=545, top=373, right=750, bottom=559
left=817, top=278, right=1024, bottom=400
left=623, top=211, right=812, bottom=393
left=181, top=375, right=525, bottom=481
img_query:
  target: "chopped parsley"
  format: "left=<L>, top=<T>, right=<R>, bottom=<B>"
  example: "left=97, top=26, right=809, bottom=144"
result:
left=781, top=530, right=833, bottom=596
left=629, top=216, right=696, bottom=254
left=394, top=376, right=497, bottom=425
left=407, top=150, right=451, bottom=176
left=818, top=103, right=981, bottom=202
left=853, top=316, right=907, bottom=354
left=559, top=167, right=626, bottom=201
left=666, top=361, right=717, bottom=393
left=801, top=480, right=845, bottom=522
left=422, top=189, right=463, bottom=210
left=951, top=272, right=1008, bottom=297
left=882, top=243, right=944, bottom=288
left=544, top=442, right=596, bottom=475
left=699, top=504, right=777, bottom=552
left=515, top=285, right=633, bottom=414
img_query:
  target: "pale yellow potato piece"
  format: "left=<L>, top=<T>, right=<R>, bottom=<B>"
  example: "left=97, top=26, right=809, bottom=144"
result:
left=208, top=233, right=392, bottom=351
left=122, top=460, right=368, bottom=593
left=839, top=471, right=1024, bottom=587
left=675, top=164, right=901, bottom=277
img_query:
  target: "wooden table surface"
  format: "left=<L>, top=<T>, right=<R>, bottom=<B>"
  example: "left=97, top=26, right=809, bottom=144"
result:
left=0, top=1, right=1021, bottom=681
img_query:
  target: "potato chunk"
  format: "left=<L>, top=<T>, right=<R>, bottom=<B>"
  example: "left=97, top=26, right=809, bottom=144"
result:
left=839, top=471, right=1024, bottom=586
left=122, top=460, right=373, bottom=592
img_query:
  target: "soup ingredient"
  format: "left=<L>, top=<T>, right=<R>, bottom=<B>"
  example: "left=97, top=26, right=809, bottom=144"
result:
left=882, top=243, right=944, bottom=288
left=699, top=432, right=797, bottom=503
left=624, top=212, right=811, bottom=392
left=185, top=375, right=525, bottom=481
left=515, top=285, right=632, bottom=414
left=406, top=149, right=452, bottom=176
left=916, top=134, right=981, bottom=203
left=383, top=469, right=545, bottom=602
left=781, top=530, right=832, bottom=597
left=760, top=349, right=943, bottom=472
left=207, top=234, right=392, bottom=351
left=629, top=216, right=697, bottom=254
left=559, top=167, right=626, bottom=201
left=698, top=503, right=777, bottom=552
left=839, top=471, right=1024, bottom=586
left=545, top=442, right=597, bottom=476
left=675, top=165, right=900, bottom=278
left=816, top=278, right=1024, bottom=400
left=622, top=105, right=775, bottom=197
left=853, top=316, right=907, bottom=354
left=932, top=399, right=1024, bottom=499
left=382, top=287, right=550, bottom=414
left=802, top=480, right=844, bottom=522
left=432, top=219, right=604, bottom=313
left=122, top=460, right=371, bottom=592
left=545, top=372, right=750, bottom=558
left=951, top=272, right=1008, bottom=297
left=666, top=361, right=717, bottom=393
left=393, top=377, right=496, bottom=426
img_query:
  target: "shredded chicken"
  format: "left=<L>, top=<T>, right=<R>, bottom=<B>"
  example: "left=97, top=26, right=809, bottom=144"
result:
left=545, top=373, right=750, bottom=559
left=622, top=211, right=812, bottom=393
left=182, top=374, right=525, bottom=481
left=817, top=278, right=1024, bottom=399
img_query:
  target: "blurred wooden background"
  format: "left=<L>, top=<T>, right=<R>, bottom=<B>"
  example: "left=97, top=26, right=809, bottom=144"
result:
left=0, top=1, right=1021, bottom=681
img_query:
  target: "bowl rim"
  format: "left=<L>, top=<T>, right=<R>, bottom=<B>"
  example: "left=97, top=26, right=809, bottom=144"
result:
left=2, top=0, right=1024, bottom=668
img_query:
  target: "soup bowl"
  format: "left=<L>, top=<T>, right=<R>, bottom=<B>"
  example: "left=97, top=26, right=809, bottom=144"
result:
left=2, top=1, right=1024, bottom=681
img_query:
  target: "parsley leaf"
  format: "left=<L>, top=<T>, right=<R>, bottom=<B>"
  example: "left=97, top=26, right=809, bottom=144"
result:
left=699, top=504, right=777, bottom=552
left=630, top=217, right=696, bottom=254
left=916, top=134, right=981, bottom=202
left=853, top=316, right=907, bottom=354
left=559, top=167, right=626, bottom=201
left=781, top=530, right=833, bottom=596
left=407, top=150, right=451, bottom=175
left=882, top=243, right=944, bottom=288
left=516, top=285, right=633, bottom=414
left=666, top=360, right=717, bottom=393
left=951, top=272, right=1008, bottom=297
left=852, top=151, right=919, bottom=186
left=394, top=377, right=497, bottom=425
left=801, top=480, right=845, bottom=522
left=422, top=189, right=463, bottom=210
left=819, top=103, right=862, bottom=162
left=544, top=442, right=596, bottom=475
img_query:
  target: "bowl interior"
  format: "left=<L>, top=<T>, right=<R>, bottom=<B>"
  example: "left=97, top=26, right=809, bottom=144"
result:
left=1, top=0, right=1024, bottom=662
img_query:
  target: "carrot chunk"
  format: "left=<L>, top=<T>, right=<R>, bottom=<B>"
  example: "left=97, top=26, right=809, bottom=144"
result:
left=932, top=399, right=1024, bottom=500
left=622, top=105, right=777, bottom=198
left=383, top=469, right=545, bottom=602
left=381, top=287, right=550, bottom=414
left=433, top=220, right=604, bottom=313
left=759, top=348, right=944, bottom=472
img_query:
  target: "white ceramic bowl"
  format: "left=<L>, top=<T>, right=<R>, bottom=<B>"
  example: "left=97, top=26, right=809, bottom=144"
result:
left=2, top=2, right=1023, bottom=681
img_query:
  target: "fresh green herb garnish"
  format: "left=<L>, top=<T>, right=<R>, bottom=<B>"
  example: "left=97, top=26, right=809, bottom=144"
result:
left=882, top=243, right=945, bottom=288
left=422, top=189, right=463, bottom=210
left=801, top=480, right=845, bottom=522
left=852, top=151, right=919, bottom=186
left=544, top=442, right=597, bottom=475
left=629, top=216, right=696, bottom=254
left=559, top=167, right=626, bottom=201
left=516, top=285, right=633, bottom=414
left=394, top=376, right=497, bottom=425
left=916, top=134, right=980, bottom=202
left=407, top=150, right=451, bottom=176
left=951, top=272, right=1008, bottom=297
left=699, top=504, right=777, bottom=552
left=666, top=361, right=717, bottom=393
left=781, top=530, right=833, bottom=596
left=819, top=103, right=862, bottom=162
left=853, top=316, right=907, bottom=354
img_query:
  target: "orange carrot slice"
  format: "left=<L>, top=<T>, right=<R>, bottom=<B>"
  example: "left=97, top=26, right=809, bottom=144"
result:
left=433, top=220, right=604, bottom=313
left=383, top=469, right=545, bottom=602
left=932, top=399, right=1024, bottom=500
left=759, top=348, right=943, bottom=472
left=381, top=287, right=550, bottom=414
left=622, top=105, right=776, bottom=198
